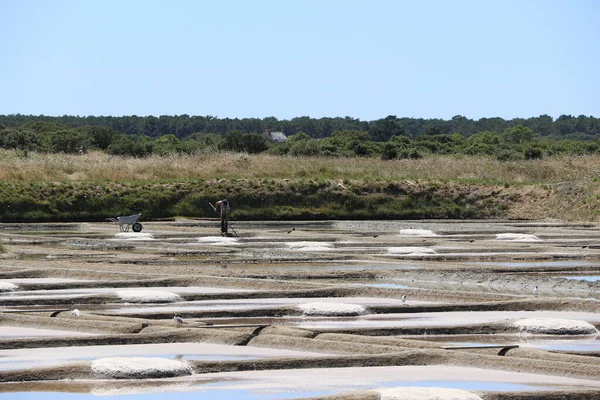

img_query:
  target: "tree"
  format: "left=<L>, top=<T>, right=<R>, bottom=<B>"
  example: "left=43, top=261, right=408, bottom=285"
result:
left=502, top=125, right=535, bottom=144
left=22, top=121, right=68, bottom=133
left=47, top=129, right=91, bottom=153
left=0, top=128, right=41, bottom=151
left=523, top=145, right=544, bottom=160
left=289, top=139, right=321, bottom=156
left=526, top=114, right=553, bottom=136
left=184, top=132, right=222, bottom=153
left=461, top=131, right=501, bottom=155
left=78, top=126, right=118, bottom=150
left=152, top=134, right=181, bottom=156
left=369, top=115, right=406, bottom=142
left=107, top=134, right=151, bottom=157
left=286, top=132, right=312, bottom=143
left=221, top=130, right=269, bottom=154
left=381, top=142, right=398, bottom=160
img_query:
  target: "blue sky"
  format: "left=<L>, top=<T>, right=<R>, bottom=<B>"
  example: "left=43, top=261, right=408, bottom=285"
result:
left=1, top=0, right=598, bottom=120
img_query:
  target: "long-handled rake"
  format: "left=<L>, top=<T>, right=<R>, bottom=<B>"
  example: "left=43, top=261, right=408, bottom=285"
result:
left=209, top=202, right=239, bottom=237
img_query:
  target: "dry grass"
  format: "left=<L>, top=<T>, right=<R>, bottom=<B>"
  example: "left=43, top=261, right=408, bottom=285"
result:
left=1, top=150, right=599, bottom=184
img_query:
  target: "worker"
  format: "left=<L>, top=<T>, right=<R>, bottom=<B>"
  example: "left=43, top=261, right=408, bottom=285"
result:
left=215, top=199, right=230, bottom=235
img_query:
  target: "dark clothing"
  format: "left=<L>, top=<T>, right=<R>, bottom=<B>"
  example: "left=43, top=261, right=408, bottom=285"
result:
left=215, top=200, right=230, bottom=234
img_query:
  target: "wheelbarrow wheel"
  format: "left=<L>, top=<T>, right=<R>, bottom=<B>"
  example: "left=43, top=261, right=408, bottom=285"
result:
left=132, top=222, right=143, bottom=232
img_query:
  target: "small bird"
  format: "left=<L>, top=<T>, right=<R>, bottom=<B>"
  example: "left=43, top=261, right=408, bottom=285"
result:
left=373, top=234, right=379, bottom=238
left=287, top=228, right=295, bottom=234
left=533, top=286, right=539, bottom=297
left=401, top=294, right=407, bottom=305
left=174, top=315, right=187, bottom=324
left=71, top=309, right=81, bottom=318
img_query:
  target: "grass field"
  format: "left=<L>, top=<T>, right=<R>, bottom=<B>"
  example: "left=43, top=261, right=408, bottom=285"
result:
left=1, top=150, right=599, bottom=184
left=0, top=150, right=599, bottom=222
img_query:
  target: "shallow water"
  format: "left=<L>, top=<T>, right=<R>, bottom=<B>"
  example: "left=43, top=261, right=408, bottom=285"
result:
left=0, top=342, right=328, bottom=372
left=468, top=261, right=600, bottom=268
left=349, top=282, right=412, bottom=290
left=280, top=264, right=423, bottom=271
left=4, top=286, right=252, bottom=297
left=381, top=380, right=544, bottom=391
left=106, top=296, right=412, bottom=314
left=425, top=333, right=600, bottom=352
left=522, top=337, right=600, bottom=351
left=561, top=276, right=600, bottom=282
left=1, top=391, right=331, bottom=399
left=0, top=278, right=93, bottom=284
left=0, top=326, right=97, bottom=338
left=295, top=310, right=600, bottom=330
left=1, top=368, right=595, bottom=399
left=0, top=354, right=260, bottom=372
left=444, top=339, right=600, bottom=352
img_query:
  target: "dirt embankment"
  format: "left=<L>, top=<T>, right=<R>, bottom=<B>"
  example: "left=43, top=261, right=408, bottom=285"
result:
left=0, top=178, right=598, bottom=223
left=502, top=180, right=600, bottom=222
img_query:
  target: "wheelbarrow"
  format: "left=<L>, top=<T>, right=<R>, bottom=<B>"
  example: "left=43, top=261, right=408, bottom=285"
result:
left=106, top=213, right=143, bottom=232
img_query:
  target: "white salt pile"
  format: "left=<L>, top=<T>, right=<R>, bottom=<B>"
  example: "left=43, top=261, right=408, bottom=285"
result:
left=0, top=282, right=19, bottom=292
left=287, top=242, right=333, bottom=252
left=198, top=236, right=238, bottom=245
left=116, top=290, right=182, bottom=303
left=91, top=357, right=193, bottom=379
left=299, top=302, right=366, bottom=316
left=114, top=232, right=154, bottom=240
left=387, top=247, right=436, bottom=255
left=495, top=233, right=540, bottom=242
left=514, top=318, right=598, bottom=335
left=398, top=229, right=438, bottom=237
left=378, top=387, right=482, bottom=400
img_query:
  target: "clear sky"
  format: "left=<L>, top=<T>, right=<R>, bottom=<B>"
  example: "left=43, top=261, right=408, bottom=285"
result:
left=1, top=0, right=598, bottom=121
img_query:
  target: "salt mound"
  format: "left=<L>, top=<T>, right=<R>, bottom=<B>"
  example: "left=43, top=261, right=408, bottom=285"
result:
left=514, top=318, right=598, bottom=335
left=388, top=247, right=436, bottom=255
left=398, top=229, right=437, bottom=237
left=378, top=387, right=482, bottom=400
left=496, top=233, right=540, bottom=242
left=198, top=236, right=238, bottom=245
left=299, top=302, right=366, bottom=316
left=0, top=282, right=19, bottom=292
left=91, top=357, right=193, bottom=379
left=114, top=232, right=154, bottom=240
left=116, top=290, right=182, bottom=303
left=288, top=242, right=333, bottom=252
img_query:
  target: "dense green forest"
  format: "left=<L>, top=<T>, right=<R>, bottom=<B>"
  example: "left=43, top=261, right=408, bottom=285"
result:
left=1, top=114, right=599, bottom=160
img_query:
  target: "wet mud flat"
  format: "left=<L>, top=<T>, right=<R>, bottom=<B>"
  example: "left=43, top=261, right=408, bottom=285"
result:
left=1, top=219, right=600, bottom=399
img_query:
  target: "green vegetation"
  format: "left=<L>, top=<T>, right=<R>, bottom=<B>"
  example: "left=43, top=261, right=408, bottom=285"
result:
left=1, top=113, right=600, bottom=222
left=1, top=114, right=599, bottom=160
left=0, top=178, right=505, bottom=222
left=0, top=151, right=598, bottom=223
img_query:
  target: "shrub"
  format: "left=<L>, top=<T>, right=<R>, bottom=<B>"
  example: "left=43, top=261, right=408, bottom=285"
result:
left=496, top=149, right=524, bottom=161
left=397, top=148, right=423, bottom=159
left=221, top=130, right=270, bottom=154
left=524, top=146, right=544, bottom=160
left=381, top=143, right=398, bottom=160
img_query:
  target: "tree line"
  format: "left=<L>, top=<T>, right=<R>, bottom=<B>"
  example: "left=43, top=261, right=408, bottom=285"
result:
left=1, top=114, right=599, bottom=140
left=1, top=114, right=599, bottom=160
